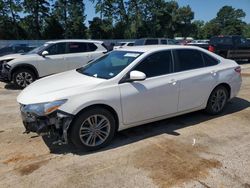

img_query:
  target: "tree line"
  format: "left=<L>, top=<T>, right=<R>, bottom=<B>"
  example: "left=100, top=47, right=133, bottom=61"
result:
left=0, top=0, right=249, bottom=40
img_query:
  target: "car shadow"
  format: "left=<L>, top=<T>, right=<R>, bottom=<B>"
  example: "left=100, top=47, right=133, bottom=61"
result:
left=4, top=83, right=21, bottom=90
left=43, top=97, right=250, bottom=155
left=236, top=60, right=250, bottom=65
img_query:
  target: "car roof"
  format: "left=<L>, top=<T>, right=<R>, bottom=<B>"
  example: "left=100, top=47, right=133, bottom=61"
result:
left=46, top=39, right=104, bottom=44
left=114, top=45, right=202, bottom=53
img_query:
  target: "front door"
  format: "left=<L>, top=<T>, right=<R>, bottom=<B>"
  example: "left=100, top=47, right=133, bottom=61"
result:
left=38, top=42, right=68, bottom=76
left=119, top=50, right=179, bottom=125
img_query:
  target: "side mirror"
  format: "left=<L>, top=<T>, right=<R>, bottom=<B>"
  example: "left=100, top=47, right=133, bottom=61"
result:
left=41, top=51, right=49, bottom=57
left=129, top=70, right=146, bottom=81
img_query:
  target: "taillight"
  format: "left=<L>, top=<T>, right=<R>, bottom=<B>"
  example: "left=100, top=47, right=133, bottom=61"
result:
left=208, top=45, right=215, bottom=52
left=234, top=66, right=241, bottom=74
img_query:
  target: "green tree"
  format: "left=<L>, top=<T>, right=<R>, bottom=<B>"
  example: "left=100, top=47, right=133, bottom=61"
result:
left=43, top=16, right=64, bottom=39
left=216, top=6, right=246, bottom=35
left=243, top=24, right=250, bottom=38
left=191, top=20, right=205, bottom=39
left=0, top=0, right=26, bottom=39
left=89, top=17, right=113, bottom=39
left=67, top=0, right=87, bottom=38
left=175, top=5, right=194, bottom=37
left=23, top=0, right=50, bottom=39
left=53, top=0, right=87, bottom=38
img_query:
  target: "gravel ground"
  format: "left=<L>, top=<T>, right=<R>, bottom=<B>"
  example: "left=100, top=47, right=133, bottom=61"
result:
left=0, top=64, right=250, bottom=188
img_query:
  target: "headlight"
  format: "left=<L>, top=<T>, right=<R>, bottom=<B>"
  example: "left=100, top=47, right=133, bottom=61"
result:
left=23, top=99, right=67, bottom=116
left=1, top=59, right=13, bottom=64
left=3, top=63, right=11, bottom=70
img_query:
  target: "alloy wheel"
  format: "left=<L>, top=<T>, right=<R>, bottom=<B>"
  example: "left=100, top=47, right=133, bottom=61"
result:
left=15, top=72, right=34, bottom=88
left=210, top=89, right=227, bottom=113
left=79, top=114, right=111, bottom=147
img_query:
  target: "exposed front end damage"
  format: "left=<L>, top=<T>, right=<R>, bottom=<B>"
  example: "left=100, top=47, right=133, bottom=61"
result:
left=20, top=104, right=73, bottom=144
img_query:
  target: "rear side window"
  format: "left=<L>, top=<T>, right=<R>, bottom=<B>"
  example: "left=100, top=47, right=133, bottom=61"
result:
left=134, top=50, right=172, bottom=78
left=145, top=39, right=158, bottom=45
left=68, top=42, right=87, bottom=53
left=210, top=37, right=233, bottom=45
left=173, top=49, right=204, bottom=72
left=127, top=43, right=134, bottom=46
left=134, top=39, right=144, bottom=46
left=168, top=40, right=177, bottom=45
left=202, top=52, right=219, bottom=66
left=161, top=40, right=167, bottom=44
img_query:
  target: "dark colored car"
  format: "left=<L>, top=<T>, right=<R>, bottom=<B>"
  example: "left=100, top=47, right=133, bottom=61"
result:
left=0, top=44, right=36, bottom=57
left=209, top=35, right=250, bottom=61
left=134, top=38, right=178, bottom=46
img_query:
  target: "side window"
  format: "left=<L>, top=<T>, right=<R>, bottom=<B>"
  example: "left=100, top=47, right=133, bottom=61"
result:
left=127, top=43, right=134, bottom=46
left=161, top=40, right=167, bottom=44
left=202, top=52, right=219, bottom=66
left=46, top=43, right=66, bottom=55
left=134, top=51, right=172, bottom=78
left=173, top=49, right=204, bottom=72
left=87, top=43, right=98, bottom=51
left=68, top=42, right=87, bottom=53
left=168, top=40, right=177, bottom=45
left=145, top=39, right=158, bottom=45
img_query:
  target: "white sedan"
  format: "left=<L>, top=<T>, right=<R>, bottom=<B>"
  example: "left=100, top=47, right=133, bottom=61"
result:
left=17, top=45, right=242, bottom=150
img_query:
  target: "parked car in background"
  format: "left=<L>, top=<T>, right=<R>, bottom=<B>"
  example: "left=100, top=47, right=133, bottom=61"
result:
left=113, top=41, right=134, bottom=49
left=17, top=45, right=241, bottom=150
left=0, top=44, right=36, bottom=57
left=134, top=38, right=178, bottom=46
left=188, top=39, right=209, bottom=49
left=0, top=39, right=107, bottom=88
left=209, top=35, right=250, bottom=61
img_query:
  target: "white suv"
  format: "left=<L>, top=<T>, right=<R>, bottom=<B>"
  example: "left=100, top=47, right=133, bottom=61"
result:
left=0, top=40, right=107, bottom=88
left=17, top=45, right=242, bottom=151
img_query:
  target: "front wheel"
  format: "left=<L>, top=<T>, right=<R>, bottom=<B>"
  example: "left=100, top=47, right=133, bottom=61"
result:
left=70, top=108, right=116, bottom=151
left=13, top=69, right=36, bottom=89
left=205, top=86, right=229, bottom=115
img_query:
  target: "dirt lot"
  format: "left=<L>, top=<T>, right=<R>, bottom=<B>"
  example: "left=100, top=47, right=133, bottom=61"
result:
left=0, top=64, right=250, bottom=188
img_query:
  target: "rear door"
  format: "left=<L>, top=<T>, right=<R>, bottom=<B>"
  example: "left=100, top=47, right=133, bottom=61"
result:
left=119, top=50, right=179, bottom=124
left=173, top=49, right=218, bottom=112
left=65, top=42, right=105, bottom=70
left=64, top=42, right=90, bottom=70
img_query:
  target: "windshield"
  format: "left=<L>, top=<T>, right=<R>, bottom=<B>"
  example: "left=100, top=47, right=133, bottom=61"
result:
left=25, top=43, right=50, bottom=54
left=77, top=51, right=142, bottom=79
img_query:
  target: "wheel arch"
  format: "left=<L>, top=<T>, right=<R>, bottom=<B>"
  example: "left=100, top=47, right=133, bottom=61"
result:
left=70, top=104, right=120, bottom=132
left=206, top=82, right=231, bottom=106
left=10, top=64, right=39, bottom=80
left=214, top=83, right=231, bottom=98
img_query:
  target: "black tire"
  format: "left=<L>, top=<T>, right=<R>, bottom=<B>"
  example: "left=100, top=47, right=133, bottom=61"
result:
left=70, top=108, right=116, bottom=151
left=205, top=85, right=229, bottom=115
left=13, top=68, right=36, bottom=89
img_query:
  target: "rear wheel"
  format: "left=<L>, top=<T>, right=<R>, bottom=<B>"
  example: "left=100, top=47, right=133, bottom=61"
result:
left=13, top=69, right=36, bottom=89
left=205, top=86, right=229, bottom=115
left=70, top=108, right=116, bottom=151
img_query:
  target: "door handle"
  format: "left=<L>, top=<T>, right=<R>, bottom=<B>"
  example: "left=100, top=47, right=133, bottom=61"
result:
left=169, top=79, right=177, bottom=85
left=211, top=70, right=217, bottom=76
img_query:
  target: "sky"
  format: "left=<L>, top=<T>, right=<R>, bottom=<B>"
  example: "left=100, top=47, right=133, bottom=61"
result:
left=84, top=0, right=250, bottom=25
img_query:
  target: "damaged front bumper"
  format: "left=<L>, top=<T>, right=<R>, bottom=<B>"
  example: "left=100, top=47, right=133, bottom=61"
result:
left=20, top=105, right=74, bottom=144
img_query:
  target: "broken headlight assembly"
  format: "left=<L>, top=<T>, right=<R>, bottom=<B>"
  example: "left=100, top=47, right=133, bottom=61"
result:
left=22, top=99, right=68, bottom=117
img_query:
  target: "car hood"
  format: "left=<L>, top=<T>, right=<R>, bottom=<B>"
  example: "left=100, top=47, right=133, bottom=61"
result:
left=0, top=53, right=38, bottom=63
left=0, top=53, right=23, bottom=61
left=17, top=70, right=106, bottom=105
